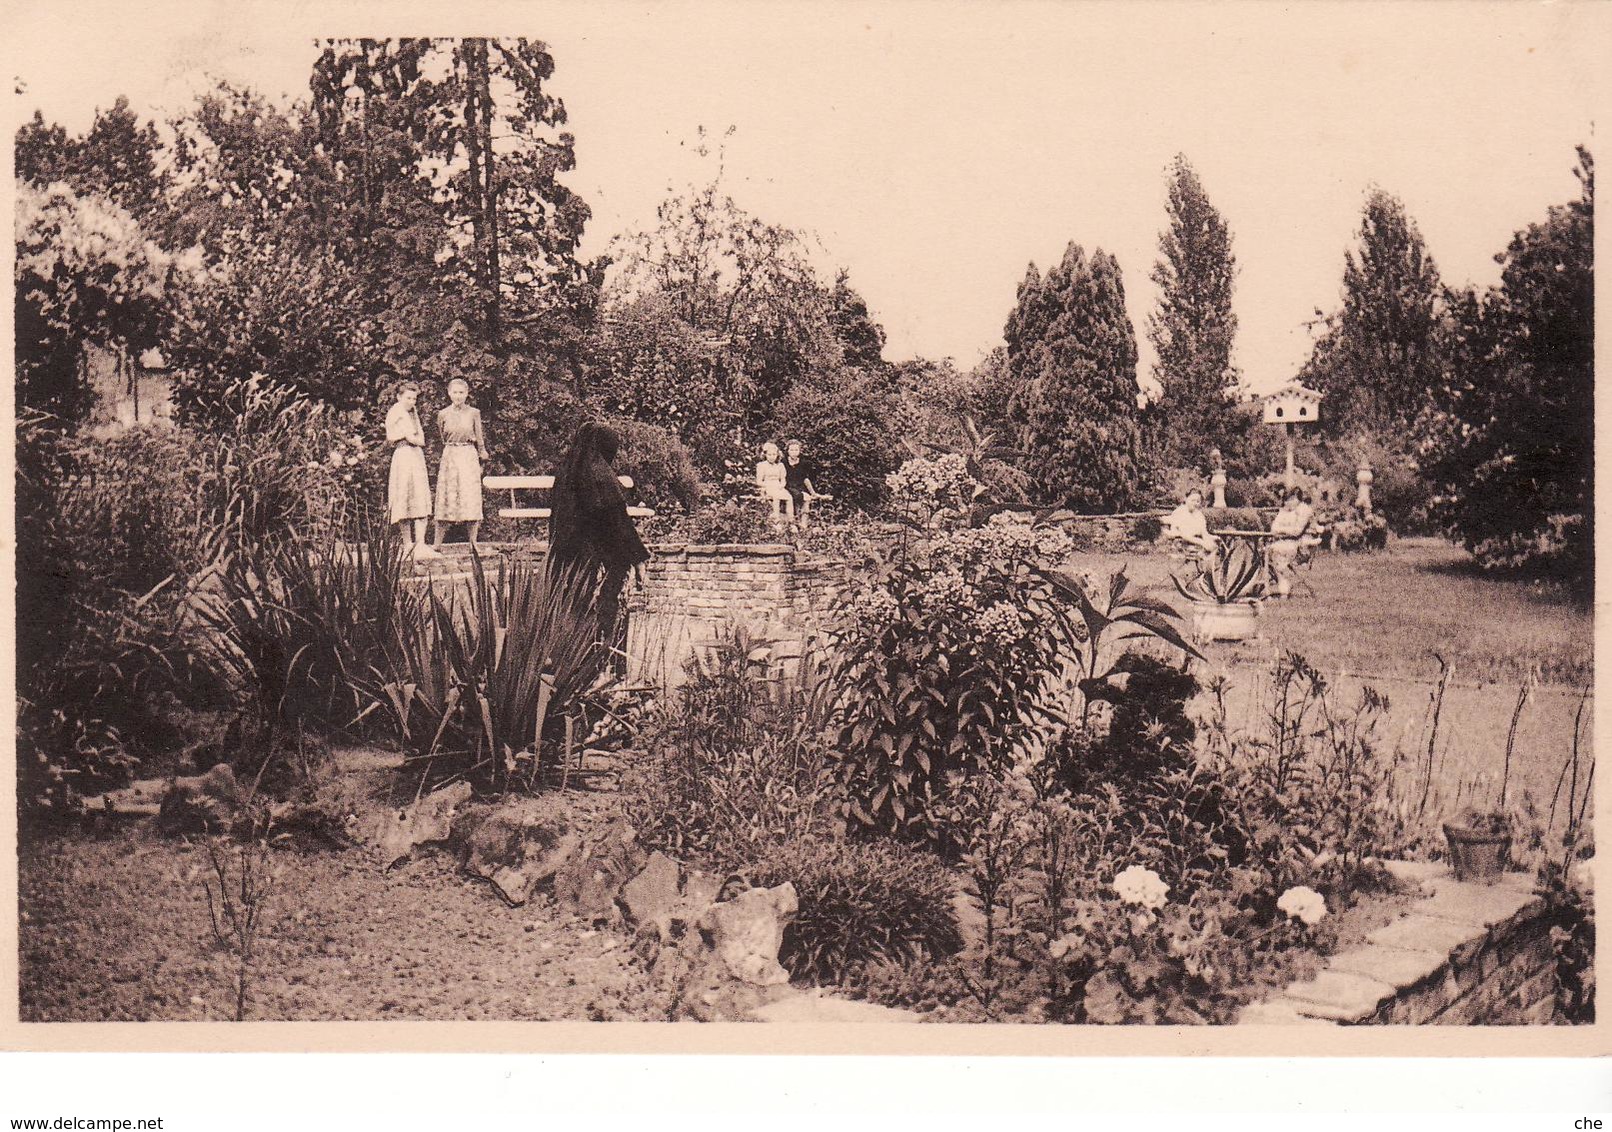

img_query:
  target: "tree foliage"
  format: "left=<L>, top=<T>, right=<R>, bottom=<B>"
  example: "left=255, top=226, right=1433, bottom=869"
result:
left=1302, top=189, right=1444, bottom=437
left=1004, top=244, right=1147, bottom=512
left=1147, top=154, right=1240, bottom=466
left=14, top=180, right=186, bottom=423
left=1419, top=147, right=1594, bottom=581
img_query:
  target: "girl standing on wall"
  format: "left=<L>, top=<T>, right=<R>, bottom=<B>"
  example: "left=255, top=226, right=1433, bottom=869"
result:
left=386, top=380, right=438, bottom=559
left=433, top=378, right=489, bottom=549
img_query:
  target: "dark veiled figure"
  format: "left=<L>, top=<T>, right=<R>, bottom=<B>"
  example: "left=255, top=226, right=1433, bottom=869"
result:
left=548, top=422, right=651, bottom=674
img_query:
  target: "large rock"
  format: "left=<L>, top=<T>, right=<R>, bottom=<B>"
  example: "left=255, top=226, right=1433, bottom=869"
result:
left=371, top=781, right=473, bottom=870
left=700, top=882, right=798, bottom=987
left=459, top=800, right=578, bottom=906
left=551, top=818, right=646, bottom=923
left=620, top=851, right=682, bottom=935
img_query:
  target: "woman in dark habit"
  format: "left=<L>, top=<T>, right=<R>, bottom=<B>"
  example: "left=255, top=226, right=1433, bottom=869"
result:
left=547, top=421, right=650, bottom=672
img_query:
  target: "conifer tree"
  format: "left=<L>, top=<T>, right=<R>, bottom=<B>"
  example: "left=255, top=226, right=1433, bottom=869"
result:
left=1006, top=243, right=1146, bottom=512
left=1147, top=154, right=1239, bottom=466
left=1302, top=189, right=1443, bottom=436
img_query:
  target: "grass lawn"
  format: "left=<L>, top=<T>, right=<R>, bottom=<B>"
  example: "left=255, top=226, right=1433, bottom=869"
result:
left=1064, top=536, right=1593, bottom=844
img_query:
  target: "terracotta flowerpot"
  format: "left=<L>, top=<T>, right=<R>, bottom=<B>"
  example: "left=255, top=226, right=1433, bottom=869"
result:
left=1443, top=823, right=1512, bottom=884
left=1190, top=599, right=1262, bottom=642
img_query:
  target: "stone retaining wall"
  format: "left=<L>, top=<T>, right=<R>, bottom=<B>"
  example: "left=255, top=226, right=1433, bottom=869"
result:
left=415, top=542, right=851, bottom=687
left=1241, top=862, right=1562, bottom=1025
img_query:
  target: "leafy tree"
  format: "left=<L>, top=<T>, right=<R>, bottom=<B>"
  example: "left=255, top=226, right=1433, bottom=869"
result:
left=1147, top=154, right=1240, bottom=466
left=1420, top=147, right=1593, bottom=581
left=1302, top=189, right=1444, bottom=436
left=15, top=99, right=169, bottom=224
left=14, top=181, right=184, bottom=423
left=1004, top=243, right=1147, bottom=512
left=830, top=269, right=888, bottom=371
left=768, top=366, right=910, bottom=512
left=609, top=139, right=839, bottom=432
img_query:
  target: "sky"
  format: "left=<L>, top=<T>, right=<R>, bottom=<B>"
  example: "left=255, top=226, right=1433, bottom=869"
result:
left=7, top=0, right=1605, bottom=394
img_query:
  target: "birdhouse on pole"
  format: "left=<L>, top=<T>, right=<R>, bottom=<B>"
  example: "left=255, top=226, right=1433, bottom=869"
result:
left=1262, top=383, right=1323, bottom=488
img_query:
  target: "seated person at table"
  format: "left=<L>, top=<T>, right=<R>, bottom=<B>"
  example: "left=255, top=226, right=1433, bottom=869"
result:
left=1163, top=489, right=1218, bottom=560
left=755, top=441, right=794, bottom=524
left=1268, top=487, right=1320, bottom=598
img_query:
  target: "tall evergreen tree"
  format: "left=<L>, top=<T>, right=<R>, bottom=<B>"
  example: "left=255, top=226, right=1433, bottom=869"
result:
left=1302, top=189, right=1443, bottom=436
left=1005, top=243, right=1146, bottom=513
left=829, top=269, right=888, bottom=371
left=1147, top=154, right=1239, bottom=466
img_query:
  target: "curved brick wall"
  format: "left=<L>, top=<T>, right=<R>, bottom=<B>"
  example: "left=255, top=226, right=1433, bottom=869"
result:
left=1241, top=862, right=1562, bottom=1025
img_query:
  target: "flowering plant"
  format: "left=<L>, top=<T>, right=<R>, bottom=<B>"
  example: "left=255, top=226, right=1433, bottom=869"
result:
left=1113, top=865, right=1170, bottom=911
left=1276, top=885, right=1329, bottom=927
left=885, top=453, right=981, bottom=529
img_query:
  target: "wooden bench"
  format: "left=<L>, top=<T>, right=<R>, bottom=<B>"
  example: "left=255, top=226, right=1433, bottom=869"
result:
left=482, top=474, right=656, bottom=523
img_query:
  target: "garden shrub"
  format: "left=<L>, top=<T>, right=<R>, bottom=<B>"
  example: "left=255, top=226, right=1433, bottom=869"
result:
left=660, top=499, right=780, bottom=546
left=605, top=416, right=703, bottom=515
left=1325, top=507, right=1391, bottom=553
left=15, top=419, right=229, bottom=818
left=624, top=626, right=839, bottom=868
left=767, top=364, right=910, bottom=512
left=1128, top=515, right=1164, bottom=543
left=1061, top=651, right=1199, bottom=793
left=1469, top=512, right=1586, bottom=579
left=372, top=553, right=605, bottom=795
left=1202, top=505, right=1264, bottom=531
left=750, top=837, right=963, bottom=985
left=829, top=518, right=1079, bottom=844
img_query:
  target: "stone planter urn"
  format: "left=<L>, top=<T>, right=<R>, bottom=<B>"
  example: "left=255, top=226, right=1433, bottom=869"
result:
left=1190, top=598, right=1262, bottom=642
left=1209, top=468, right=1228, bottom=509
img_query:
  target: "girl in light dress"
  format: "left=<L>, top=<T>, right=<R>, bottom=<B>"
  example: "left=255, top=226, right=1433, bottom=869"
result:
left=755, top=440, right=793, bottom=525
left=385, top=381, right=438, bottom=559
left=433, top=378, right=489, bottom=549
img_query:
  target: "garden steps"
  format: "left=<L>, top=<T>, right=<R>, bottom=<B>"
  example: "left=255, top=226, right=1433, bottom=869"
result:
left=1239, top=863, right=1553, bottom=1025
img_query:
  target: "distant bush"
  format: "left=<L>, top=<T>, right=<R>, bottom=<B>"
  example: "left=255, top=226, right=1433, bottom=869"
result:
left=1470, top=512, right=1586, bottom=578
left=607, top=417, right=703, bottom=515
left=768, top=365, right=910, bottom=512
left=1128, top=514, right=1164, bottom=543
left=750, top=837, right=963, bottom=985
left=1202, top=506, right=1264, bottom=531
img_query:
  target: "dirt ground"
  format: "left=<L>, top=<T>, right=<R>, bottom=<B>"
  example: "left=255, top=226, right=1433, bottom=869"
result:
left=18, top=819, right=664, bottom=1023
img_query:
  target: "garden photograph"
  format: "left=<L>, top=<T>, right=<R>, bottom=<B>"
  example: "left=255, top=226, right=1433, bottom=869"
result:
left=7, top=2, right=1598, bottom=1039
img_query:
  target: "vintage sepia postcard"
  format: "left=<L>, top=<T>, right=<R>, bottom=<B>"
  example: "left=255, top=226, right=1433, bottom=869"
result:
left=3, top=0, right=1608, bottom=1082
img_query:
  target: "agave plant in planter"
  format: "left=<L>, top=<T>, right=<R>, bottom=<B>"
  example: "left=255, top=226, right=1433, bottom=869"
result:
left=1171, top=540, right=1270, bottom=642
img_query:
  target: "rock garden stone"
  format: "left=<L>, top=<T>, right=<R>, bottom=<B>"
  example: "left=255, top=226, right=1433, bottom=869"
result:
left=371, top=781, right=473, bottom=870
left=620, top=851, right=682, bottom=935
left=551, top=818, right=646, bottom=923
left=457, top=799, right=578, bottom=907
left=699, top=882, right=798, bottom=987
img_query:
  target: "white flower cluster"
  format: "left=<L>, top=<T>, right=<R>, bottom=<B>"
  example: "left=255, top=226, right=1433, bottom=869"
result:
left=1113, top=865, right=1170, bottom=911
left=887, top=454, right=980, bottom=525
left=974, top=601, right=1025, bottom=651
left=843, top=585, right=900, bottom=638
left=1276, top=885, right=1328, bottom=926
left=309, top=433, right=373, bottom=485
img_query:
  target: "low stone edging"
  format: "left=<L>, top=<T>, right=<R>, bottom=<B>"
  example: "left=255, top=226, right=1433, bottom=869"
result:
left=1240, top=861, right=1559, bottom=1025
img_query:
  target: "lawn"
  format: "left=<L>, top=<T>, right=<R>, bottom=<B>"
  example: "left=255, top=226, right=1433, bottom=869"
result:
left=1065, top=536, right=1593, bottom=841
